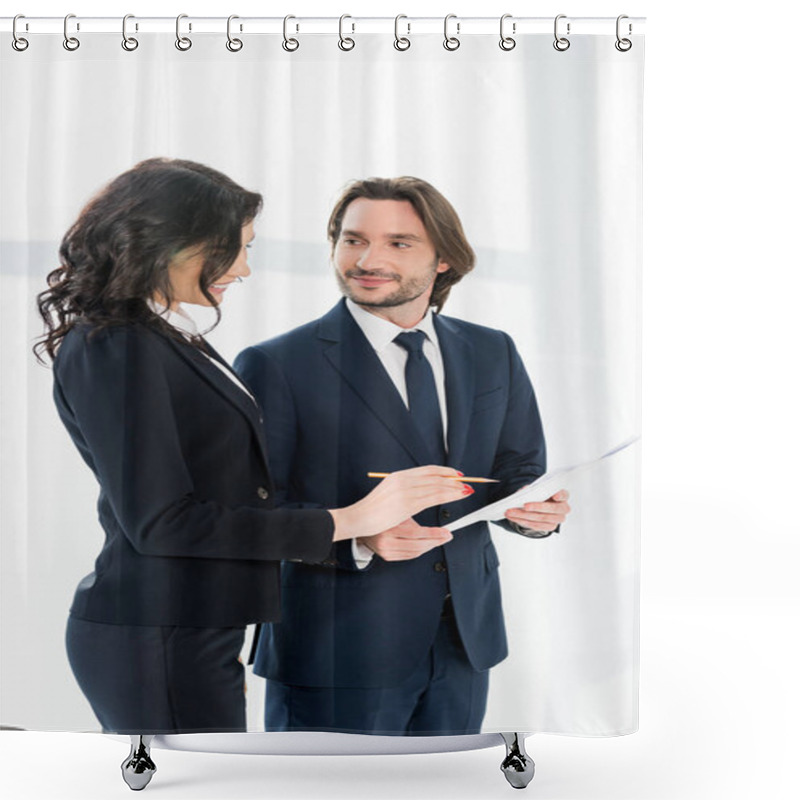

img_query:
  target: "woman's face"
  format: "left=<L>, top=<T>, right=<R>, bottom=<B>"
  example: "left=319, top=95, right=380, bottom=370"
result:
left=164, top=221, right=255, bottom=308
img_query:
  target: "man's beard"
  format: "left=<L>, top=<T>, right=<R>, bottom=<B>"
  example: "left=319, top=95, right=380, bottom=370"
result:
left=335, top=264, right=438, bottom=308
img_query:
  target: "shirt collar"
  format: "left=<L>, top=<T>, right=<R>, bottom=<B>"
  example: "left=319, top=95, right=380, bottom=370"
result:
left=345, top=298, right=439, bottom=353
left=147, top=299, right=199, bottom=339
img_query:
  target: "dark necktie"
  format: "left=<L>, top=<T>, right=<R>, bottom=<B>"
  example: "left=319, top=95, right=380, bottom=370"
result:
left=394, top=331, right=446, bottom=464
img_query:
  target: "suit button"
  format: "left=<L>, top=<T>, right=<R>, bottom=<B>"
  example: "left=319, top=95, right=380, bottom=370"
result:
left=433, top=562, right=447, bottom=573
left=441, top=508, right=452, bottom=520
left=257, top=486, right=269, bottom=500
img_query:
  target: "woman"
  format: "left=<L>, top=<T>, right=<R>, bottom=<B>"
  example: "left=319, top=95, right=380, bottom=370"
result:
left=35, top=158, right=467, bottom=735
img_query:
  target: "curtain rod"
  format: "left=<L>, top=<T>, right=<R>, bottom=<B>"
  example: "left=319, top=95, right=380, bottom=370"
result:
left=2, top=16, right=646, bottom=37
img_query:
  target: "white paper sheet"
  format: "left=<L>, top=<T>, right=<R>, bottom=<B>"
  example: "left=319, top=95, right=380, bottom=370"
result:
left=445, top=436, right=640, bottom=532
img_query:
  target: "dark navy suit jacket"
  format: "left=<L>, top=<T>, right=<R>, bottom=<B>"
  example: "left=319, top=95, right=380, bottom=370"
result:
left=235, top=300, right=547, bottom=688
left=54, top=321, right=333, bottom=628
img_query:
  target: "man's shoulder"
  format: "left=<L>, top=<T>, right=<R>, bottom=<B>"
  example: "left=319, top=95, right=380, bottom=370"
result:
left=235, top=307, right=338, bottom=366
left=255, top=318, right=321, bottom=352
left=435, top=313, right=512, bottom=346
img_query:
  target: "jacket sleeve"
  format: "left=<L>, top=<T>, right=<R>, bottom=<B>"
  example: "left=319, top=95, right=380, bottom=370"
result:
left=488, top=332, right=550, bottom=535
left=55, top=326, right=334, bottom=563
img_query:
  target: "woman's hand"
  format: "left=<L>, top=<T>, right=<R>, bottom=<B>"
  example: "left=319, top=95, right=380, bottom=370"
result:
left=329, top=466, right=472, bottom=541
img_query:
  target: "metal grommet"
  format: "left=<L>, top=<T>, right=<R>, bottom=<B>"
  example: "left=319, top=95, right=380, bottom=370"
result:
left=393, top=15, right=411, bottom=51
left=121, top=14, right=139, bottom=51
left=226, top=15, right=243, bottom=52
left=499, top=13, right=516, bottom=51
left=443, top=13, right=460, bottom=51
left=553, top=14, right=570, bottom=52
left=615, top=15, right=632, bottom=52
left=12, top=15, right=29, bottom=51
left=63, top=13, right=80, bottom=51
left=338, top=14, right=355, bottom=51
left=175, top=14, right=192, bottom=51
left=282, top=15, right=299, bottom=52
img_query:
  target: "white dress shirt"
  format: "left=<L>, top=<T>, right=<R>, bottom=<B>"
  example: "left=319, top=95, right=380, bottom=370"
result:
left=345, top=299, right=448, bottom=437
left=345, top=299, right=449, bottom=568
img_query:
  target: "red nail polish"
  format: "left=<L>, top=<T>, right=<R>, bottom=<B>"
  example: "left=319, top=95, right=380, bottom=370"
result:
left=462, top=486, right=474, bottom=495
left=457, top=471, right=465, bottom=476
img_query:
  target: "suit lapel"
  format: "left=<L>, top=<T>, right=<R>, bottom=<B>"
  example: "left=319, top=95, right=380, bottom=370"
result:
left=319, top=300, right=438, bottom=466
left=434, top=314, right=475, bottom=469
left=163, top=334, right=271, bottom=469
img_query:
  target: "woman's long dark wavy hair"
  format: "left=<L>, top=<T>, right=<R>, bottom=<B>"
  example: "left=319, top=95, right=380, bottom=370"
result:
left=34, top=157, right=262, bottom=362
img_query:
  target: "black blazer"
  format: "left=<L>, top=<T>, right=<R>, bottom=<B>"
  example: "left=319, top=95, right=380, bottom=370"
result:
left=53, top=321, right=333, bottom=628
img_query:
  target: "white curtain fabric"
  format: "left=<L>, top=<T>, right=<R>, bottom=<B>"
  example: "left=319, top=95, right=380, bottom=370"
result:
left=0, top=30, right=642, bottom=736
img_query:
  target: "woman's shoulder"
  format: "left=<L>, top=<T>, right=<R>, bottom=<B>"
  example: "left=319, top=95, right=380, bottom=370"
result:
left=55, top=320, right=172, bottom=372
left=60, top=319, right=160, bottom=347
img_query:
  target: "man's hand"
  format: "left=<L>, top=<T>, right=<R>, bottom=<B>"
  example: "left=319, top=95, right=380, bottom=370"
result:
left=357, top=519, right=453, bottom=562
left=504, top=489, right=570, bottom=533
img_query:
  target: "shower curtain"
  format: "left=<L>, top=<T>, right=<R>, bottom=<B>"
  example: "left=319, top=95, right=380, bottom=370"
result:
left=0, top=18, right=643, bottom=739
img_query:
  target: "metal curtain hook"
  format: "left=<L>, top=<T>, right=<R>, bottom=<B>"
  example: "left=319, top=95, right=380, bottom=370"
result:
left=553, top=14, right=570, bottom=52
left=227, top=15, right=243, bottom=52
left=443, top=14, right=460, bottom=51
left=63, top=13, right=80, bottom=51
left=615, top=14, right=632, bottom=51
left=394, top=14, right=410, bottom=51
left=283, top=15, right=299, bottom=52
left=122, top=14, right=139, bottom=51
left=12, top=14, right=29, bottom=51
left=176, top=14, right=192, bottom=51
left=499, top=13, right=516, bottom=51
left=338, top=14, right=355, bottom=51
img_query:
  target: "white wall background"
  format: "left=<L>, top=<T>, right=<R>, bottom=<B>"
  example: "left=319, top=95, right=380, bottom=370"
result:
left=1, top=1, right=798, bottom=799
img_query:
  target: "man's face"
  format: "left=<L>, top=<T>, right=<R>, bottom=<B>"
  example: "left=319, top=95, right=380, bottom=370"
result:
left=333, top=198, right=450, bottom=312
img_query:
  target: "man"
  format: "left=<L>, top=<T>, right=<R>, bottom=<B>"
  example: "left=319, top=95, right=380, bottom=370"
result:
left=235, top=177, right=570, bottom=735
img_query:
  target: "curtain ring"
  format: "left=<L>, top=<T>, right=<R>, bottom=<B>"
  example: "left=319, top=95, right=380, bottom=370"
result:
left=121, top=14, right=139, bottom=51
left=615, top=15, right=632, bottom=52
left=499, top=13, right=516, bottom=51
left=175, top=14, right=192, bottom=51
left=393, top=15, right=411, bottom=51
left=12, top=15, right=29, bottom=51
left=226, top=15, right=243, bottom=52
left=283, top=15, right=299, bottom=52
left=338, top=14, right=355, bottom=51
left=63, top=13, right=80, bottom=51
left=443, top=14, right=460, bottom=51
left=553, top=14, right=570, bottom=52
